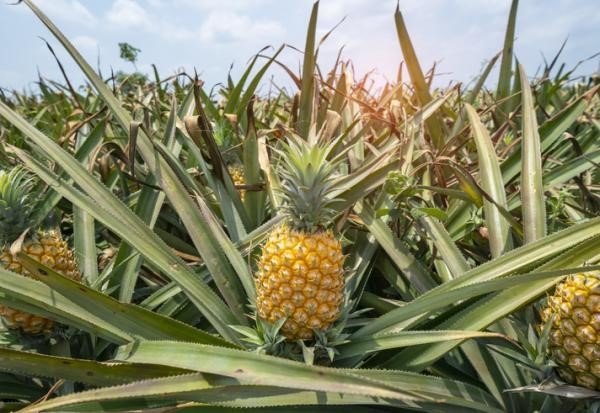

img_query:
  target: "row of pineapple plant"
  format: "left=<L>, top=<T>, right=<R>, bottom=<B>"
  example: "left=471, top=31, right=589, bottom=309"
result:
left=0, top=0, right=598, bottom=411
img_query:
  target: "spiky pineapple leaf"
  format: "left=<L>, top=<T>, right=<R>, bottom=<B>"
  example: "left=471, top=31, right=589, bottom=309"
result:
left=5, top=143, right=238, bottom=342
left=394, top=4, right=445, bottom=148
left=98, top=340, right=503, bottom=412
left=15, top=0, right=245, bottom=340
left=33, top=119, right=106, bottom=228
left=415, top=211, right=470, bottom=279
left=296, top=1, right=318, bottom=138
left=231, top=45, right=284, bottom=121
left=519, top=63, right=547, bottom=243
left=501, top=85, right=598, bottom=183
left=15, top=371, right=502, bottom=413
left=337, top=330, right=506, bottom=359
left=385, top=234, right=600, bottom=370
left=114, top=341, right=422, bottom=401
left=151, top=136, right=250, bottom=310
left=355, top=201, right=437, bottom=294
left=495, top=0, right=519, bottom=122
left=542, top=148, right=600, bottom=188
left=17, top=252, right=237, bottom=347
left=0, top=266, right=132, bottom=343
left=465, top=104, right=513, bottom=256
left=0, top=347, right=186, bottom=387
left=71, top=123, right=102, bottom=284
left=354, top=263, right=600, bottom=339
left=109, top=92, right=190, bottom=303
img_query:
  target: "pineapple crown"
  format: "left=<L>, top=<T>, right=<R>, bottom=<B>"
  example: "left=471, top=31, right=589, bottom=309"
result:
left=0, top=167, right=37, bottom=245
left=276, top=133, right=343, bottom=232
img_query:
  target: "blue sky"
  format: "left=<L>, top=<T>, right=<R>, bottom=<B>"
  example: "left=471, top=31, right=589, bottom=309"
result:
left=0, top=0, right=598, bottom=93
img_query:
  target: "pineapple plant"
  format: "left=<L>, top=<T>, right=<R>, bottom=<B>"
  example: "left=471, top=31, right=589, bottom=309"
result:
left=1, top=0, right=600, bottom=411
left=541, top=273, right=600, bottom=390
left=0, top=167, right=80, bottom=334
left=256, top=134, right=344, bottom=340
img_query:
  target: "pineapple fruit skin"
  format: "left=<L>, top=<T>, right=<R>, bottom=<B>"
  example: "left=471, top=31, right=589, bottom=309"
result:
left=0, top=230, right=80, bottom=334
left=228, top=165, right=245, bottom=200
left=542, top=274, right=600, bottom=390
left=256, top=225, right=344, bottom=340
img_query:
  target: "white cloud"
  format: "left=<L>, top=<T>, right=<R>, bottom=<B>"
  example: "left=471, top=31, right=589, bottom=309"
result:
left=103, top=0, right=199, bottom=41
left=32, top=0, right=97, bottom=25
left=199, top=11, right=284, bottom=43
left=3, top=0, right=596, bottom=92
left=320, top=0, right=384, bottom=21
left=451, top=0, right=508, bottom=15
left=105, top=0, right=195, bottom=41
left=106, top=0, right=151, bottom=29
left=158, top=24, right=197, bottom=41
left=104, top=0, right=285, bottom=46
left=72, top=35, right=99, bottom=56
left=147, top=0, right=268, bottom=12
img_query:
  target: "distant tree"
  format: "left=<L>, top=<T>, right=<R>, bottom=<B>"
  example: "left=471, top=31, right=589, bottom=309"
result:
left=116, top=42, right=146, bottom=95
left=118, top=42, right=141, bottom=70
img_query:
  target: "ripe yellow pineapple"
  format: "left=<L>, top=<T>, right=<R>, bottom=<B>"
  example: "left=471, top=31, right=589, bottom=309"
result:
left=256, top=134, right=344, bottom=340
left=0, top=168, right=80, bottom=334
left=541, top=272, right=600, bottom=390
left=228, top=164, right=246, bottom=200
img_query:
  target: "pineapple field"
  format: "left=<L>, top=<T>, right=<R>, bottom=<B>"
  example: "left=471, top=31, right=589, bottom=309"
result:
left=0, top=0, right=599, bottom=412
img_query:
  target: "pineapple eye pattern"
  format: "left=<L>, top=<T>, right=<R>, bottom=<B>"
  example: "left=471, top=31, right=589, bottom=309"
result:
left=542, top=274, right=600, bottom=390
left=256, top=226, right=343, bottom=340
left=0, top=231, right=80, bottom=334
left=0, top=168, right=81, bottom=335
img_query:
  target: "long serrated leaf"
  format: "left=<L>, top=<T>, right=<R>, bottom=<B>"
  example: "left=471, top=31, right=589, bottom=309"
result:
left=416, top=214, right=470, bottom=278
left=110, top=95, right=188, bottom=303
left=194, top=194, right=255, bottom=301
left=501, top=86, right=597, bottom=183
left=32, top=119, right=105, bottom=226
left=17, top=252, right=236, bottom=347
left=17, top=0, right=241, bottom=339
left=17, top=372, right=501, bottom=413
left=386, top=234, right=600, bottom=370
left=7, top=143, right=238, bottom=342
left=543, top=148, right=600, bottom=187
left=354, top=260, right=600, bottom=339
left=0, top=347, right=185, bottom=387
left=236, top=45, right=284, bottom=120
left=394, top=4, right=445, bottom=148
left=297, top=1, right=318, bottom=138
left=495, top=0, right=519, bottom=122
left=355, top=201, right=437, bottom=294
left=0, top=267, right=131, bottom=343
left=151, top=136, right=249, bottom=318
left=465, top=104, right=512, bottom=256
left=71, top=125, right=99, bottom=283
left=519, top=64, right=547, bottom=243
left=114, top=341, right=422, bottom=401
left=337, top=330, right=504, bottom=359
left=223, top=53, right=260, bottom=115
